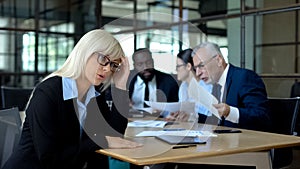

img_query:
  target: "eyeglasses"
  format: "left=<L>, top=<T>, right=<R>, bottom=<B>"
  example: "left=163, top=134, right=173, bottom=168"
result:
left=96, top=52, right=121, bottom=72
left=193, top=54, right=217, bottom=70
left=176, top=64, right=186, bottom=70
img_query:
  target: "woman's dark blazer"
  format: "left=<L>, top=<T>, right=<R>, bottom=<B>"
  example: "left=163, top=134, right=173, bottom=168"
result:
left=2, top=76, right=129, bottom=169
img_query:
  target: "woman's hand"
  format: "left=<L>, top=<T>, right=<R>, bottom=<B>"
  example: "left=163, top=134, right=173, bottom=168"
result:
left=113, top=57, right=130, bottom=90
left=105, top=136, right=143, bottom=149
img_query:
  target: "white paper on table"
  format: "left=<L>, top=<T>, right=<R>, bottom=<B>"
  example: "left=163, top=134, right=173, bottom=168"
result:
left=131, top=107, right=154, bottom=114
left=188, top=78, right=220, bottom=119
left=144, top=101, right=195, bottom=113
left=135, top=130, right=217, bottom=137
left=127, top=120, right=168, bottom=128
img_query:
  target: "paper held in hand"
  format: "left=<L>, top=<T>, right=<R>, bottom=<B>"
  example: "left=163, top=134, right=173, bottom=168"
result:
left=144, top=101, right=195, bottom=113
left=188, top=78, right=221, bottom=119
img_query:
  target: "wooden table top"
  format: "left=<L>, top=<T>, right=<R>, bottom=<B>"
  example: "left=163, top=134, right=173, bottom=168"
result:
left=96, top=121, right=300, bottom=165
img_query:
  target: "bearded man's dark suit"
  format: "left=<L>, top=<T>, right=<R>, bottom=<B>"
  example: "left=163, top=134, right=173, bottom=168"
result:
left=128, top=69, right=179, bottom=103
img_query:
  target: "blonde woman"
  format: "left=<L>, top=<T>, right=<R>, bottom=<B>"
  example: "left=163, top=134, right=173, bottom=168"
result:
left=2, top=29, right=142, bottom=169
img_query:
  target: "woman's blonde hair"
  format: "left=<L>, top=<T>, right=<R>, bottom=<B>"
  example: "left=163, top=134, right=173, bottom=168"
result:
left=45, top=29, right=125, bottom=90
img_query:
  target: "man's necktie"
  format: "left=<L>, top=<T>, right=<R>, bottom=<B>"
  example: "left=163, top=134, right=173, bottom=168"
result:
left=212, top=83, right=222, bottom=103
left=212, top=83, right=225, bottom=126
left=144, top=81, right=149, bottom=107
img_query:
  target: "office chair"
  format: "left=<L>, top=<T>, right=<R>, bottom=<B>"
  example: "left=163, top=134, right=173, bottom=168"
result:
left=290, top=82, right=300, bottom=98
left=268, top=97, right=300, bottom=169
left=0, top=107, right=22, bottom=168
left=1, top=86, right=33, bottom=111
left=290, top=82, right=300, bottom=136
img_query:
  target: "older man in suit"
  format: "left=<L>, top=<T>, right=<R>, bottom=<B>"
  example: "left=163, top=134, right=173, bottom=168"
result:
left=166, top=42, right=271, bottom=169
left=192, top=42, right=271, bottom=131
left=128, top=48, right=179, bottom=115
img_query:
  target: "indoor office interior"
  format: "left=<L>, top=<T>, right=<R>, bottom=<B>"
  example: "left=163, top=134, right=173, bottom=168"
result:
left=0, top=0, right=300, bottom=168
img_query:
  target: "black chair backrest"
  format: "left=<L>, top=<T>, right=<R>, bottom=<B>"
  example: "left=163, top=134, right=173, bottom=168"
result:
left=290, top=82, right=300, bottom=136
left=0, top=107, right=21, bottom=168
left=268, top=97, right=300, bottom=169
left=1, top=86, right=33, bottom=111
left=291, top=82, right=300, bottom=97
left=268, top=97, right=300, bottom=135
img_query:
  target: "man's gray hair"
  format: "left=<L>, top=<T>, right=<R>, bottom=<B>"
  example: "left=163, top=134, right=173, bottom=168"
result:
left=192, top=42, right=223, bottom=58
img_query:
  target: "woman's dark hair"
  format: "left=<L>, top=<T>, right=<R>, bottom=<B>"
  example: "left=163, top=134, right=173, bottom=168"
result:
left=177, top=48, right=194, bottom=67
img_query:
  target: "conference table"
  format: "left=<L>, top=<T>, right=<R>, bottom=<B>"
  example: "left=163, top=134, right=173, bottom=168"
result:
left=96, top=118, right=300, bottom=169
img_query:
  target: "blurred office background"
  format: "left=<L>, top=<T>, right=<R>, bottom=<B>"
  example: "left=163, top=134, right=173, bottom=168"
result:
left=0, top=0, right=300, bottom=98
left=1, top=1, right=300, bottom=168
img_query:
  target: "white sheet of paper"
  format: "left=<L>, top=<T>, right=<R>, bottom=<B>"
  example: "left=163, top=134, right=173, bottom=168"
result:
left=127, top=120, right=168, bottom=128
left=144, top=101, right=195, bottom=113
left=135, top=130, right=217, bottom=137
left=188, top=78, right=221, bottom=119
left=131, top=107, right=154, bottom=114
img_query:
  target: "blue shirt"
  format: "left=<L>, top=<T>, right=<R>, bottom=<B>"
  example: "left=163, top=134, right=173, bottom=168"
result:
left=62, top=77, right=100, bottom=126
